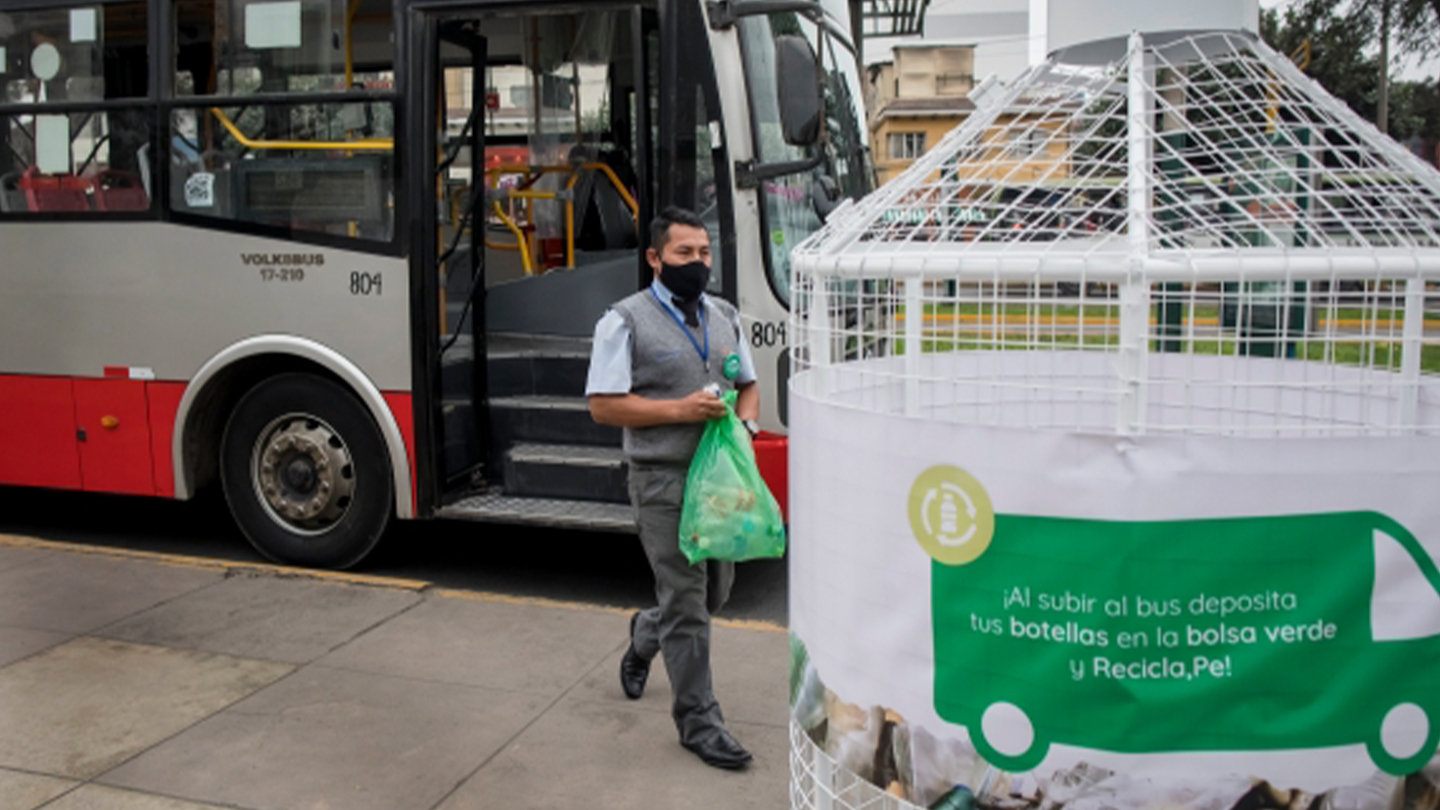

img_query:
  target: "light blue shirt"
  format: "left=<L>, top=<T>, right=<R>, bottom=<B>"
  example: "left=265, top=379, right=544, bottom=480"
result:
left=586, top=279, right=757, bottom=395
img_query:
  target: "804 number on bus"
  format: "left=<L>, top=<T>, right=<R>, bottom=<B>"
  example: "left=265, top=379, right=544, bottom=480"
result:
left=750, top=321, right=786, bottom=348
left=350, top=272, right=383, bottom=296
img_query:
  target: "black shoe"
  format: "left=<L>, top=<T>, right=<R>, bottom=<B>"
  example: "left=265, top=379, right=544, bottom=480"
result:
left=620, top=611, right=650, bottom=700
left=683, top=729, right=753, bottom=770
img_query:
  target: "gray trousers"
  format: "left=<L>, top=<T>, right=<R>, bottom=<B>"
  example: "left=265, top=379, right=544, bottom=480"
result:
left=628, top=463, right=735, bottom=746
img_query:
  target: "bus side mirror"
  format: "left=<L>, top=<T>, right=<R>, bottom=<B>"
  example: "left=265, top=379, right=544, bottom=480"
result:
left=775, top=35, right=822, bottom=147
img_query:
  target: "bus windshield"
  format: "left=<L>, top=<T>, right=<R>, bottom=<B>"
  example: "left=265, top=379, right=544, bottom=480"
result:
left=739, top=9, right=870, bottom=305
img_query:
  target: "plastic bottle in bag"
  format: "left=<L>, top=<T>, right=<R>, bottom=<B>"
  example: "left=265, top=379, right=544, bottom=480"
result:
left=930, top=784, right=976, bottom=810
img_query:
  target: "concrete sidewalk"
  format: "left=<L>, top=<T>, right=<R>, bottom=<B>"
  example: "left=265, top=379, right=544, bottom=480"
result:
left=0, top=536, right=788, bottom=810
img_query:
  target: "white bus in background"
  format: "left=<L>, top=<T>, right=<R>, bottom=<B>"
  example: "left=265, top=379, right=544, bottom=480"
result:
left=0, top=0, right=871, bottom=567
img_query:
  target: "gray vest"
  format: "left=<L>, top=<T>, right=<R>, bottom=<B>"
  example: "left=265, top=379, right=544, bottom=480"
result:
left=612, top=289, right=743, bottom=466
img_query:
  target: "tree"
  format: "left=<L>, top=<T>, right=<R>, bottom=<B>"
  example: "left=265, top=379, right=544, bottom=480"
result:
left=1355, top=0, right=1440, bottom=60
left=1261, top=3, right=1383, bottom=123
left=1276, top=0, right=1438, bottom=58
left=1265, top=0, right=1440, bottom=135
left=1263, top=3, right=1440, bottom=145
left=1386, top=79, right=1440, bottom=140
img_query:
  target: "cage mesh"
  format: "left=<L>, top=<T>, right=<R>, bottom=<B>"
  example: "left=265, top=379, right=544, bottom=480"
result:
left=790, top=31, right=1440, bottom=438
left=792, top=721, right=923, bottom=810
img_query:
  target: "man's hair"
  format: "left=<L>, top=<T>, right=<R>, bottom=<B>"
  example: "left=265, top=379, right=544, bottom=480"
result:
left=649, top=206, right=707, bottom=253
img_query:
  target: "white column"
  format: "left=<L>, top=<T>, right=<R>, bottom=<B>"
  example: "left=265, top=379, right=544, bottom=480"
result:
left=814, top=738, right=833, bottom=810
left=809, top=275, right=833, bottom=396
left=1400, top=277, right=1425, bottom=433
left=905, top=278, right=923, bottom=417
left=1119, top=30, right=1152, bottom=436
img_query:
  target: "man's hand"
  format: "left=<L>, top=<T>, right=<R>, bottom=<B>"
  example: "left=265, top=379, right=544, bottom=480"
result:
left=674, top=389, right=727, bottom=422
left=589, top=389, right=727, bottom=427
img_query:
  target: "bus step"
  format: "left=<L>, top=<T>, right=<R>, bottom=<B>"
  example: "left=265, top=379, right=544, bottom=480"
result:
left=488, top=396, right=620, bottom=446
left=487, top=352, right=591, bottom=398
left=505, top=443, right=628, bottom=503
left=437, top=493, right=636, bottom=533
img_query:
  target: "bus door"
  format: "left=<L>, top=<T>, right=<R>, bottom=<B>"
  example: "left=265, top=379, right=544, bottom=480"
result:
left=412, top=4, right=658, bottom=515
left=411, top=16, right=490, bottom=501
left=411, top=3, right=735, bottom=527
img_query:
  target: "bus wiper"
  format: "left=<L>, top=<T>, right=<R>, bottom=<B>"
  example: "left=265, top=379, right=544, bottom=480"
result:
left=733, top=152, right=824, bottom=190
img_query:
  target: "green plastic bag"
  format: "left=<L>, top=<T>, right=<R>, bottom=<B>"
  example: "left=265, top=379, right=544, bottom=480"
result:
left=679, top=391, right=787, bottom=564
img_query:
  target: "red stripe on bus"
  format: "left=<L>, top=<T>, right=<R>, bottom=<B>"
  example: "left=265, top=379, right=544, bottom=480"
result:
left=0, top=374, right=83, bottom=490
left=103, top=366, right=129, bottom=378
left=752, top=432, right=789, bottom=522
left=146, top=382, right=186, bottom=498
left=74, top=378, right=155, bottom=495
left=382, top=392, right=417, bottom=515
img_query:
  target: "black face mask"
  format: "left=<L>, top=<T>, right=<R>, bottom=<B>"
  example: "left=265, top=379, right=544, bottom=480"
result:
left=660, top=260, right=710, bottom=302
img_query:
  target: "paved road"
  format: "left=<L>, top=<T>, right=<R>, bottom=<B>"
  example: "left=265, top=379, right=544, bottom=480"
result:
left=0, top=486, right=789, bottom=626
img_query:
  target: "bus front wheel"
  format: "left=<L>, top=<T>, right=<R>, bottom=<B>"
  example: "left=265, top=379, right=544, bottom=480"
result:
left=220, top=373, right=392, bottom=570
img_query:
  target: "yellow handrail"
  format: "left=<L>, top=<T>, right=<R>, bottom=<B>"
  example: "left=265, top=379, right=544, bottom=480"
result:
left=483, top=161, right=639, bottom=272
left=487, top=162, right=639, bottom=219
left=571, top=163, right=640, bottom=219
left=345, top=0, right=361, bottom=87
left=499, top=189, right=559, bottom=200
left=210, top=108, right=393, bottom=152
left=491, top=201, right=534, bottom=274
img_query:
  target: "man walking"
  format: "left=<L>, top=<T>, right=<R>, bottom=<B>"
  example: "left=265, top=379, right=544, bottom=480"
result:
left=586, top=206, right=759, bottom=769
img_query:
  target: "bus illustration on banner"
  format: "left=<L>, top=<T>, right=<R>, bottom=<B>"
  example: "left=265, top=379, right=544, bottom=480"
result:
left=911, top=466, right=1440, bottom=776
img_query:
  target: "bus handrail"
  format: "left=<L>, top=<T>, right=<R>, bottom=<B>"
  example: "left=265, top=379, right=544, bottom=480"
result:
left=487, top=163, right=638, bottom=218
left=491, top=201, right=535, bottom=273
left=485, top=162, right=639, bottom=272
left=209, top=108, right=393, bottom=152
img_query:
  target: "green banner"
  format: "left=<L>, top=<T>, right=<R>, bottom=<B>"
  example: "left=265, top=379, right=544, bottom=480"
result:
left=930, top=509, right=1440, bottom=775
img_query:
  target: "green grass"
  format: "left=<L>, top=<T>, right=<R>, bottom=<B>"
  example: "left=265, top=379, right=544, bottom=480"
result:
left=903, top=334, right=1121, bottom=353
left=1300, top=341, right=1440, bottom=373
left=895, top=334, right=1440, bottom=374
left=918, top=302, right=1415, bottom=322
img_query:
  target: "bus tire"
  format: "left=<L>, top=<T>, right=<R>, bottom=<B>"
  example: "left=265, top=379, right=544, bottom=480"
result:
left=220, top=373, right=392, bottom=570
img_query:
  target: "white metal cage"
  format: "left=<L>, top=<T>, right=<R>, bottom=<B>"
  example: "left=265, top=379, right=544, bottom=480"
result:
left=792, top=721, right=924, bottom=810
left=790, top=30, right=1440, bottom=439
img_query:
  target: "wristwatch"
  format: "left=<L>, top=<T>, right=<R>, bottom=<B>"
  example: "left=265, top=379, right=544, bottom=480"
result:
left=743, top=420, right=761, bottom=438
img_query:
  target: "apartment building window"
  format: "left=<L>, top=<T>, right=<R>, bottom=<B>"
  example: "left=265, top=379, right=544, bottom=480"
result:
left=1008, top=127, right=1047, bottom=157
left=889, top=132, right=927, bottom=160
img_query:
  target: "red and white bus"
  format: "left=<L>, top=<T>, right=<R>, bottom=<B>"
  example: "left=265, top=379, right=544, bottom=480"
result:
left=0, top=0, right=871, bottom=567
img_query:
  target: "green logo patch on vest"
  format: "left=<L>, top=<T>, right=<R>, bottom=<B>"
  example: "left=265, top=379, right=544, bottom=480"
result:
left=723, top=353, right=741, bottom=380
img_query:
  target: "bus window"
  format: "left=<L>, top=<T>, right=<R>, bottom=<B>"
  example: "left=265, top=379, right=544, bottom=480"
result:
left=0, top=3, right=152, bottom=216
left=168, top=0, right=396, bottom=243
left=694, top=92, right=724, bottom=294
left=738, top=12, right=869, bottom=305
left=659, top=0, right=730, bottom=295
left=0, top=109, right=152, bottom=213
left=0, top=3, right=149, bottom=104
left=168, top=102, right=394, bottom=241
left=172, top=0, right=393, bottom=96
left=446, top=9, right=644, bottom=282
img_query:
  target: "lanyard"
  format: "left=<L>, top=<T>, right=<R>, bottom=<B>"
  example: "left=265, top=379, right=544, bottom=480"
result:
left=650, top=286, right=709, bottom=369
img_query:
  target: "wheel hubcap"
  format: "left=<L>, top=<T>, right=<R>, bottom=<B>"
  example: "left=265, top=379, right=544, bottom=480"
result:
left=252, top=414, right=355, bottom=535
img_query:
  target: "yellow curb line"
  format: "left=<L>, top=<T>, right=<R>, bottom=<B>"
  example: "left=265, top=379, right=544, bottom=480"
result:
left=0, top=534, right=431, bottom=591
left=0, top=534, right=790, bottom=634
left=432, top=587, right=635, bottom=615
